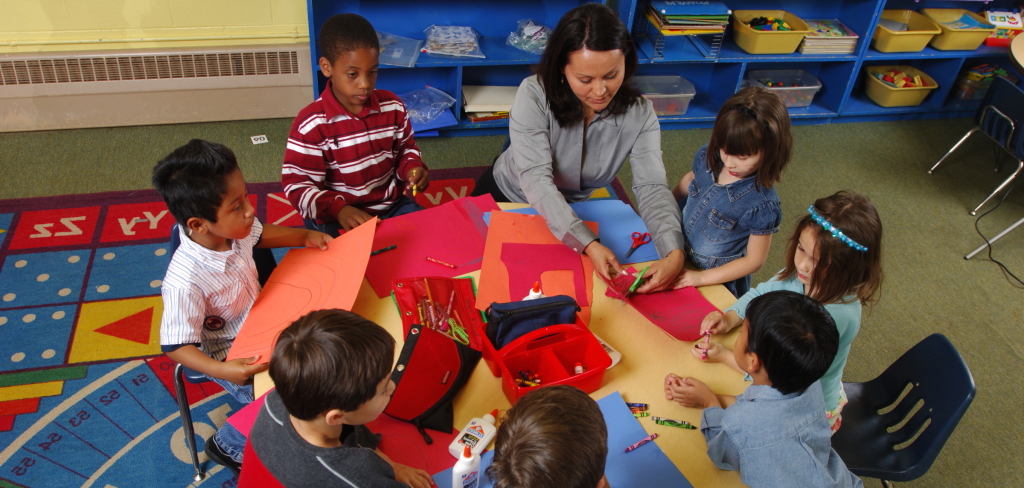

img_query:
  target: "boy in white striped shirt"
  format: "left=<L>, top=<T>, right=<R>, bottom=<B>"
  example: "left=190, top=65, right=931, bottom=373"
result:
left=153, top=139, right=333, bottom=474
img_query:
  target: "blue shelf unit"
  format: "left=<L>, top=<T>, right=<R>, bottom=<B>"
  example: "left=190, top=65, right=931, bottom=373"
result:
left=306, top=0, right=1021, bottom=135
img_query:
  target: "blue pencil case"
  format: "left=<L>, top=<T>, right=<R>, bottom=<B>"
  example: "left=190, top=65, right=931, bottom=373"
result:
left=485, top=295, right=580, bottom=350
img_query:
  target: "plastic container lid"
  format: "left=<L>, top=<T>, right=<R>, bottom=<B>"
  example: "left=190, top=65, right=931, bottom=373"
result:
left=633, top=75, right=696, bottom=97
left=745, top=69, right=822, bottom=90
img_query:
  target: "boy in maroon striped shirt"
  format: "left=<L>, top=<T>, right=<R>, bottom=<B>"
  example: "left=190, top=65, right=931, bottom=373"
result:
left=283, top=13, right=430, bottom=236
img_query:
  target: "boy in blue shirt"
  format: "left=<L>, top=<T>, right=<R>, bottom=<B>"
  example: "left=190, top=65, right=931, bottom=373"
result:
left=666, top=291, right=863, bottom=488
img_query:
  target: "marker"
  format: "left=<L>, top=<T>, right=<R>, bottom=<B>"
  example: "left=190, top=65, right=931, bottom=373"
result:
left=625, top=433, right=658, bottom=453
left=425, top=256, right=457, bottom=268
left=701, top=332, right=711, bottom=360
left=370, top=244, right=396, bottom=256
left=627, top=266, right=650, bottom=297
left=652, top=416, right=697, bottom=429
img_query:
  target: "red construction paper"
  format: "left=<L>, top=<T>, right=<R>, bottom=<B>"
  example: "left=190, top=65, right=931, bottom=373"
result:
left=477, top=212, right=595, bottom=323
left=227, top=218, right=375, bottom=363
left=604, top=267, right=720, bottom=341
left=227, top=390, right=269, bottom=436
left=366, top=415, right=460, bottom=475
left=500, top=243, right=589, bottom=306
left=365, top=195, right=500, bottom=298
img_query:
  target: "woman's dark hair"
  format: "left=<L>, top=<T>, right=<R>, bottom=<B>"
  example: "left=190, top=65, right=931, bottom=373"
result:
left=535, top=3, right=640, bottom=127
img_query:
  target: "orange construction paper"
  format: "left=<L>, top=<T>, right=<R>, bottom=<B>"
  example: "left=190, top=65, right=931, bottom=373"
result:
left=477, top=212, right=595, bottom=323
left=540, top=270, right=576, bottom=301
left=226, top=218, right=376, bottom=364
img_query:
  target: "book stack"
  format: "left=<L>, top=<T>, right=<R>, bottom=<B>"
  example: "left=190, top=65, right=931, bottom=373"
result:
left=799, top=20, right=859, bottom=54
left=462, top=85, right=518, bottom=123
left=646, top=0, right=731, bottom=36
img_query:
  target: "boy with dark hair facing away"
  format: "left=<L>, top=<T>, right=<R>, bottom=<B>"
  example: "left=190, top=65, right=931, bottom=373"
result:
left=153, top=139, right=332, bottom=472
left=665, top=291, right=863, bottom=488
left=487, top=385, right=609, bottom=488
left=283, top=13, right=429, bottom=236
left=249, top=309, right=433, bottom=488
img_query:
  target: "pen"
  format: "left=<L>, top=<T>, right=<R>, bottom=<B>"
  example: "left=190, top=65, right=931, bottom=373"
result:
left=625, top=433, right=658, bottom=453
left=370, top=244, right=396, bottom=256
left=651, top=417, right=697, bottom=429
left=627, top=266, right=650, bottom=297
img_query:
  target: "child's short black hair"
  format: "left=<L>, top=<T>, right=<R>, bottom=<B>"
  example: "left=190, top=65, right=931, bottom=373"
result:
left=744, top=291, right=839, bottom=395
left=487, top=385, right=607, bottom=488
left=152, top=139, right=239, bottom=226
left=318, top=13, right=380, bottom=65
left=269, top=309, right=395, bottom=420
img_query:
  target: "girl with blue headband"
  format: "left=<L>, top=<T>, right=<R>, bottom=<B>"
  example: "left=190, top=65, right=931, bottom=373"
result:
left=668, top=190, right=883, bottom=434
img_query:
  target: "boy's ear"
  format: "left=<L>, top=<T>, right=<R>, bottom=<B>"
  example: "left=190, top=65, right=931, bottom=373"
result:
left=318, top=57, right=333, bottom=77
left=597, top=474, right=609, bottom=488
left=185, top=217, right=206, bottom=236
left=747, top=351, right=764, bottom=375
left=323, top=409, right=346, bottom=426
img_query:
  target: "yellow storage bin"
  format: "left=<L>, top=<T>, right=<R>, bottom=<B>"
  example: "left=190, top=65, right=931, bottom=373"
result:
left=872, top=10, right=942, bottom=53
left=864, top=65, right=939, bottom=107
left=731, top=10, right=811, bottom=54
left=921, top=9, right=996, bottom=50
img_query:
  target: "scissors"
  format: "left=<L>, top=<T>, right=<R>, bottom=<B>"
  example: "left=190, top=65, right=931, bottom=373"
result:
left=625, top=232, right=652, bottom=258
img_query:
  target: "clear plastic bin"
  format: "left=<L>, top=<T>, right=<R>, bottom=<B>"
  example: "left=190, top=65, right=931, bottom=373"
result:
left=633, top=75, right=696, bottom=115
left=744, top=69, right=823, bottom=108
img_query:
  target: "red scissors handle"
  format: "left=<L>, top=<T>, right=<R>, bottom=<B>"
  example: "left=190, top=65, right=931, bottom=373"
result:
left=626, top=232, right=652, bottom=258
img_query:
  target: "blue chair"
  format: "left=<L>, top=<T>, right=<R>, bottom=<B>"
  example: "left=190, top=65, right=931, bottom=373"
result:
left=167, top=223, right=277, bottom=481
left=929, top=76, right=1024, bottom=215
left=831, top=334, right=975, bottom=488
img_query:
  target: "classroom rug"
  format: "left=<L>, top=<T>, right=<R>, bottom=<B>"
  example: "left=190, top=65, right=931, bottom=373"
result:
left=0, top=168, right=630, bottom=488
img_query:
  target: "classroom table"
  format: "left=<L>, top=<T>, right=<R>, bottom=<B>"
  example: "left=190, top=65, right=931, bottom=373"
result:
left=1011, top=32, right=1024, bottom=76
left=254, top=205, right=748, bottom=488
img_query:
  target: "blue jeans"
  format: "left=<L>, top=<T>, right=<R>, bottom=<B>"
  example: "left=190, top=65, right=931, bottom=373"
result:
left=207, top=376, right=252, bottom=463
left=303, top=195, right=424, bottom=236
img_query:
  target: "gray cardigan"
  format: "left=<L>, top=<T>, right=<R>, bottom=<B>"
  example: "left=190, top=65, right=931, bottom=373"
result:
left=493, top=75, right=685, bottom=256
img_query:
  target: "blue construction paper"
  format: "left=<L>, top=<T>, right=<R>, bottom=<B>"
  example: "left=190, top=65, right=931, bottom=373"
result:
left=482, top=200, right=661, bottom=264
left=431, top=391, right=692, bottom=488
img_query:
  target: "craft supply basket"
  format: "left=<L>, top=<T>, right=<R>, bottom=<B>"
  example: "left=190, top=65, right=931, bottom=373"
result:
left=731, top=10, right=811, bottom=54
left=872, top=10, right=942, bottom=53
left=864, top=65, right=938, bottom=107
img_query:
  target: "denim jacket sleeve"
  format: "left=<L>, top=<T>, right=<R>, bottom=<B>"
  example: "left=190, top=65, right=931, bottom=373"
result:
left=701, top=406, right=741, bottom=471
left=739, top=199, right=782, bottom=236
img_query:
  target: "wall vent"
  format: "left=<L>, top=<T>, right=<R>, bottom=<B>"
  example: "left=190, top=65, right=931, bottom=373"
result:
left=0, top=51, right=299, bottom=86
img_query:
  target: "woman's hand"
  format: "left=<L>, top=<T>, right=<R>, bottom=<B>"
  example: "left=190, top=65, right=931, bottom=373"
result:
left=584, top=241, right=623, bottom=282
left=635, top=249, right=684, bottom=294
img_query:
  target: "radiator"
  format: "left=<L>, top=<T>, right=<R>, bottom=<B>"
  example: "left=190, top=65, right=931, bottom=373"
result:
left=0, top=44, right=313, bottom=132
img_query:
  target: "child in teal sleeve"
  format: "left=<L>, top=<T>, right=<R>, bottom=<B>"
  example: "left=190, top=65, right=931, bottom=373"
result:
left=685, top=191, right=883, bottom=433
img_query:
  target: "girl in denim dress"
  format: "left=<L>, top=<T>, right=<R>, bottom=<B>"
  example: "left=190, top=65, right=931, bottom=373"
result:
left=672, top=86, right=793, bottom=297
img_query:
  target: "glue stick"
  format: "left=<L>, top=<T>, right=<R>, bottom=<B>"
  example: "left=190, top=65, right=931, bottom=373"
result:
left=449, top=409, right=498, bottom=458
left=452, top=445, right=480, bottom=488
left=523, top=281, right=546, bottom=301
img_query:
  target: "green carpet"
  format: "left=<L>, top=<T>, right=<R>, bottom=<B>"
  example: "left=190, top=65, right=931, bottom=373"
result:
left=3, top=117, right=1022, bottom=487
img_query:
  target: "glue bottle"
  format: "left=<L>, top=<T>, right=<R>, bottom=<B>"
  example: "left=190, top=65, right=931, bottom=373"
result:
left=523, top=281, right=546, bottom=301
left=452, top=445, right=480, bottom=488
left=449, top=409, right=498, bottom=458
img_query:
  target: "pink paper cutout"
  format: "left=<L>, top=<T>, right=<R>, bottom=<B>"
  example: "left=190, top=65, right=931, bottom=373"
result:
left=365, top=195, right=500, bottom=298
left=227, top=390, right=270, bottom=436
left=604, top=267, right=720, bottom=341
left=227, top=218, right=376, bottom=363
left=500, top=243, right=589, bottom=306
left=366, top=415, right=460, bottom=475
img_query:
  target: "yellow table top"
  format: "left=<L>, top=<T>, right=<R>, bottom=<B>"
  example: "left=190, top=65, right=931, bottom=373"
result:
left=1011, top=33, right=1024, bottom=76
left=253, top=205, right=749, bottom=488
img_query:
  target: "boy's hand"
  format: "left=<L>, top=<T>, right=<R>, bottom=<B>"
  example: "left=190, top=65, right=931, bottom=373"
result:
left=701, top=311, right=728, bottom=335
left=218, top=356, right=268, bottom=386
left=668, top=377, right=720, bottom=409
left=691, top=341, right=730, bottom=364
left=671, top=269, right=704, bottom=289
left=392, top=462, right=434, bottom=488
left=337, top=206, right=373, bottom=231
left=303, top=230, right=333, bottom=250
left=406, top=168, right=429, bottom=194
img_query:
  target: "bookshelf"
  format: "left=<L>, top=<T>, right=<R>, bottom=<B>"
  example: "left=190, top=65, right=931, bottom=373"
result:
left=305, top=0, right=1021, bottom=135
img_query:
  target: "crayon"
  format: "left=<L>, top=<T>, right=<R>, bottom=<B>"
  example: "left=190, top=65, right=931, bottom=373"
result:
left=625, top=403, right=649, bottom=409
left=625, top=433, right=658, bottom=453
left=425, top=256, right=457, bottom=268
left=701, top=332, right=711, bottom=360
left=651, top=416, right=697, bottom=429
left=633, top=412, right=650, bottom=418
left=370, top=244, right=396, bottom=256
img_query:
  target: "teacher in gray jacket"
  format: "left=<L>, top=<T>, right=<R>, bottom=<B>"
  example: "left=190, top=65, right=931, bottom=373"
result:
left=471, top=3, right=684, bottom=293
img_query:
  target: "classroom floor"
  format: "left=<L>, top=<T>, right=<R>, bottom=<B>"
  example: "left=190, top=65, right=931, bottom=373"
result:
left=2, top=116, right=1022, bottom=487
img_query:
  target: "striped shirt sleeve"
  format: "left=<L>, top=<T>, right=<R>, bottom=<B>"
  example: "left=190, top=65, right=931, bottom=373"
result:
left=282, top=110, right=348, bottom=222
left=388, top=99, right=426, bottom=180
left=160, top=285, right=207, bottom=346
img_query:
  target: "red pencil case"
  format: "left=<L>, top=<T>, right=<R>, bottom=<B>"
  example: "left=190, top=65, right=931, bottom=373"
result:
left=392, top=277, right=486, bottom=351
